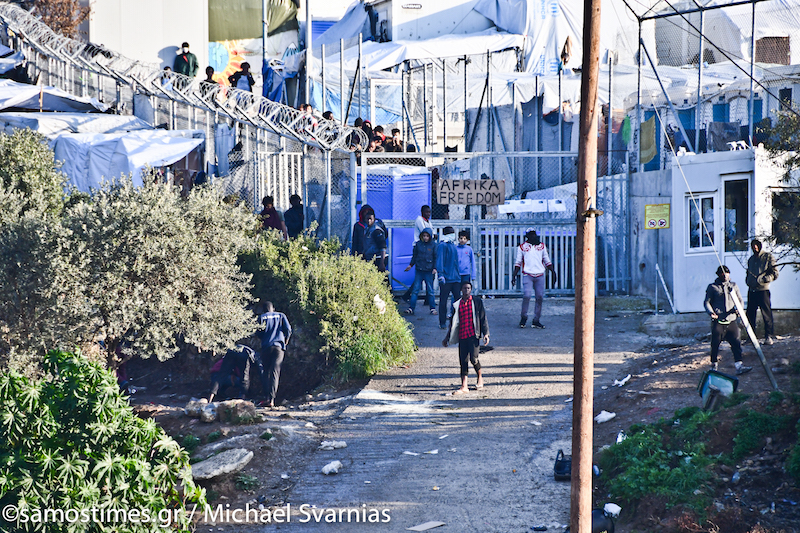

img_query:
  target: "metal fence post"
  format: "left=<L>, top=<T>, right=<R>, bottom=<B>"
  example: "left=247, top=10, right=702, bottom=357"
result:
left=326, top=150, right=332, bottom=239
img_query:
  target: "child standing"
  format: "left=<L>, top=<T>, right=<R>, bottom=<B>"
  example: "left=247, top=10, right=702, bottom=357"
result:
left=404, top=228, right=437, bottom=315
left=457, top=230, right=475, bottom=291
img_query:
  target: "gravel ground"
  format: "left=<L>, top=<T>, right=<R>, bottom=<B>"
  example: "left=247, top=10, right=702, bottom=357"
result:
left=206, top=296, right=652, bottom=533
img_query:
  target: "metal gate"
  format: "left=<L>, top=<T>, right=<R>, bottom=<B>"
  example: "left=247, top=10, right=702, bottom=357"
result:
left=384, top=220, right=576, bottom=296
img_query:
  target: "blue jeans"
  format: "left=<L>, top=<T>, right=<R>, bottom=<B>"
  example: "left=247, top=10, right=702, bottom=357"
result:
left=409, top=270, right=436, bottom=311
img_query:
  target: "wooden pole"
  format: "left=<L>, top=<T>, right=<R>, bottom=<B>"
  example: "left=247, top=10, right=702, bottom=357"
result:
left=572, top=0, right=602, bottom=531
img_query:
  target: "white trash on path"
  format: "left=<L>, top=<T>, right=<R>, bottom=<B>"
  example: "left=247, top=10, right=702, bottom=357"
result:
left=604, top=503, right=622, bottom=517
left=594, top=410, right=616, bottom=424
left=322, top=460, right=343, bottom=475
left=319, top=440, right=347, bottom=450
left=613, top=374, right=631, bottom=387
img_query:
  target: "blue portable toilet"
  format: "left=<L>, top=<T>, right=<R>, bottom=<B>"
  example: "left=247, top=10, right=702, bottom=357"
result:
left=356, top=164, right=431, bottom=291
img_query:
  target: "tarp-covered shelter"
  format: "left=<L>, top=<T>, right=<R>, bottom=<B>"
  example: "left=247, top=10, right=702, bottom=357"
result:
left=0, top=112, right=152, bottom=136
left=0, top=79, right=107, bottom=112
left=53, top=130, right=205, bottom=192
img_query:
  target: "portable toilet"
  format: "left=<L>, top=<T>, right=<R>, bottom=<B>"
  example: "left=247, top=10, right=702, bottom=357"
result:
left=357, top=164, right=431, bottom=291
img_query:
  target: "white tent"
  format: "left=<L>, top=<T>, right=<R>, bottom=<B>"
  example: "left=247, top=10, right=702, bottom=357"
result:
left=0, top=79, right=107, bottom=112
left=0, top=112, right=152, bottom=136
left=53, top=130, right=205, bottom=192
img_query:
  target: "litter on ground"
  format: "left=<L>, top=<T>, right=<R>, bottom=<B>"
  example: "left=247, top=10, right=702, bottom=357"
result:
left=613, top=374, right=631, bottom=387
left=594, top=410, right=616, bottom=424
left=406, top=521, right=446, bottom=531
left=321, top=461, right=343, bottom=475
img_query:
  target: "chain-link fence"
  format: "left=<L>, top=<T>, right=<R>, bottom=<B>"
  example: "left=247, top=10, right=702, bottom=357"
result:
left=625, top=0, right=800, bottom=171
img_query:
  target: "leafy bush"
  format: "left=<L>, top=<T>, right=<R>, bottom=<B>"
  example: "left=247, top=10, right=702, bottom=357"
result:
left=731, top=409, right=790, bottom=459
left=598, top=409, right=715, bottom=512
left=0, top=350, right=204, bottom=532
left=0, top=129, right=67, bottom=225
left=786, top=420, right=800, bottom=483
left=1, top=178, right=260, bottom=373
left=240, top=231, right=416, bottom=383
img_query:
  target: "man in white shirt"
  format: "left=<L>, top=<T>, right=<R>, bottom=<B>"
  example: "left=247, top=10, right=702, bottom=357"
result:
left=414, top=205, right=433, bottom=243
left=512, top=228, right=557, bottom=329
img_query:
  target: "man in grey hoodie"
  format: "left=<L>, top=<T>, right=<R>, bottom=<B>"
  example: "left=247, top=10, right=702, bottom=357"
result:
left=704, top=265, right=751, bottom=375
left=745, top=239, right=779, bottom=345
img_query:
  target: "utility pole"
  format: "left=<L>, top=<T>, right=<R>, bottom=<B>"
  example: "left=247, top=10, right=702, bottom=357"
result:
left=572, top=0, right=602, bottom=531
left=305, top=0, right=312, bottom=105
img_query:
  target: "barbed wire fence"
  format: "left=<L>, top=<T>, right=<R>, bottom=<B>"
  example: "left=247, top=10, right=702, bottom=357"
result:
left=0, top=2, right=367, bottom=236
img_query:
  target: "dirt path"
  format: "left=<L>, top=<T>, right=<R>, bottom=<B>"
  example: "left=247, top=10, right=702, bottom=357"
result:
left=241, top=298, right=650, bottom=532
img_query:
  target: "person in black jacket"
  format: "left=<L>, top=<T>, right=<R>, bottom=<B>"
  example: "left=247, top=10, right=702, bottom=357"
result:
left=229, top=62, right=255, bottom=92
left=442, top=281, right=489, bottom=394
left=404, top=228, right=437, bottom=315
left=208, top=344, right=256, bottom=402
left=703, top=265, right=751, bottom=375
left=745, top=239, right=779, bottom=345
left=284, top=194, right=304, bottom=238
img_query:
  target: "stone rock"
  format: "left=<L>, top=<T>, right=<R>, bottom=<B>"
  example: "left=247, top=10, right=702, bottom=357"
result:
left=200, top=403, right=218, bottom=423
left=192, top=448, right=254, bottom=480
left=185, top=398, right=208, bottom=417
left=193, top=434, right=264, bottom=460
left=218, top=400, right=257, bottom=424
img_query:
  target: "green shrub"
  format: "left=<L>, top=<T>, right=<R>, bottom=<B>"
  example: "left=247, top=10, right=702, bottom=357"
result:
left=731, top=409, right=790, bottom=459
left=181, top=434, right=201, bottom=453
left=0, top=350, right=204, bottom=532
left=235, top=473, right=260, bottom=492
left=786, top=420, right=800, bottom=483
left=240, top=232, right=416, bottom=383
left=598, top=409, right=714, bottom=512
left=207, top=430, right=222, bottom=443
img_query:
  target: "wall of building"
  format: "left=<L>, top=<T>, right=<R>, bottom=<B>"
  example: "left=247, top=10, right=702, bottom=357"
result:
left=629, top=168, right=673, bottom=301
left=87, top=0, right=209, bottom=73
left=669, top=148, right=800, bottom=313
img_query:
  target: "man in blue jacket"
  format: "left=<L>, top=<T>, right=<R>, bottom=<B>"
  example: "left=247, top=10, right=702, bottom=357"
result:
left=404, top=228, right=437, bottom=315
left=436, top=226, right=461, bottom=329
left=257, top=301, right=293, bottom=407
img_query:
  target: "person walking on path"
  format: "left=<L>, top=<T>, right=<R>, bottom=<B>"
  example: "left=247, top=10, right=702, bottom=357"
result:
left=442, top=281, right=489, bottom=394
left=173, top=42, right=199, bottom=77
left=456, top=230, right=475, bottom=290
left=745, top=239, right=779, bottom=345
left=436, top=226, right=461, bottom=329
left=402, top=205, right=434, bottom=303
left=257, top=302, right=292, bottom=408
left=512, top=228, right=557, bottom=329
left=704, top=265, right=752, bottom=375
left=404, top=228, right=437, bottom=315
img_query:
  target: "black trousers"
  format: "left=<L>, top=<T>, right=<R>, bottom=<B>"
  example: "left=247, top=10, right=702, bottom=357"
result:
left=710, top=321, right=743, bottom=364
left=458, top=337, right=482, bottom=377
left=746, top=289, right=774, bottom=337
left=439, top=281, right=461, bottom=327
left=257, top=346, right=284, bottom=402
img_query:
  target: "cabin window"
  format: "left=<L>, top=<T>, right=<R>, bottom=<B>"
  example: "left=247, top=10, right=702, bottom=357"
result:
left=688, top=195, right=714, bottom=249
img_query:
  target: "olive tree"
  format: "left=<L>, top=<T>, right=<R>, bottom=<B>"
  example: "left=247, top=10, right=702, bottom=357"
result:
left=0, top=129, right=67, bottom=225
left=57, top=179, right=259, bottom=369
left=759, top=111, right=800, bottom=270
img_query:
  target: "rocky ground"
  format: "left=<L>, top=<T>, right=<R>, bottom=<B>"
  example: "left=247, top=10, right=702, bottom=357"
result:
left=127, top=296, right=800, bottom=533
